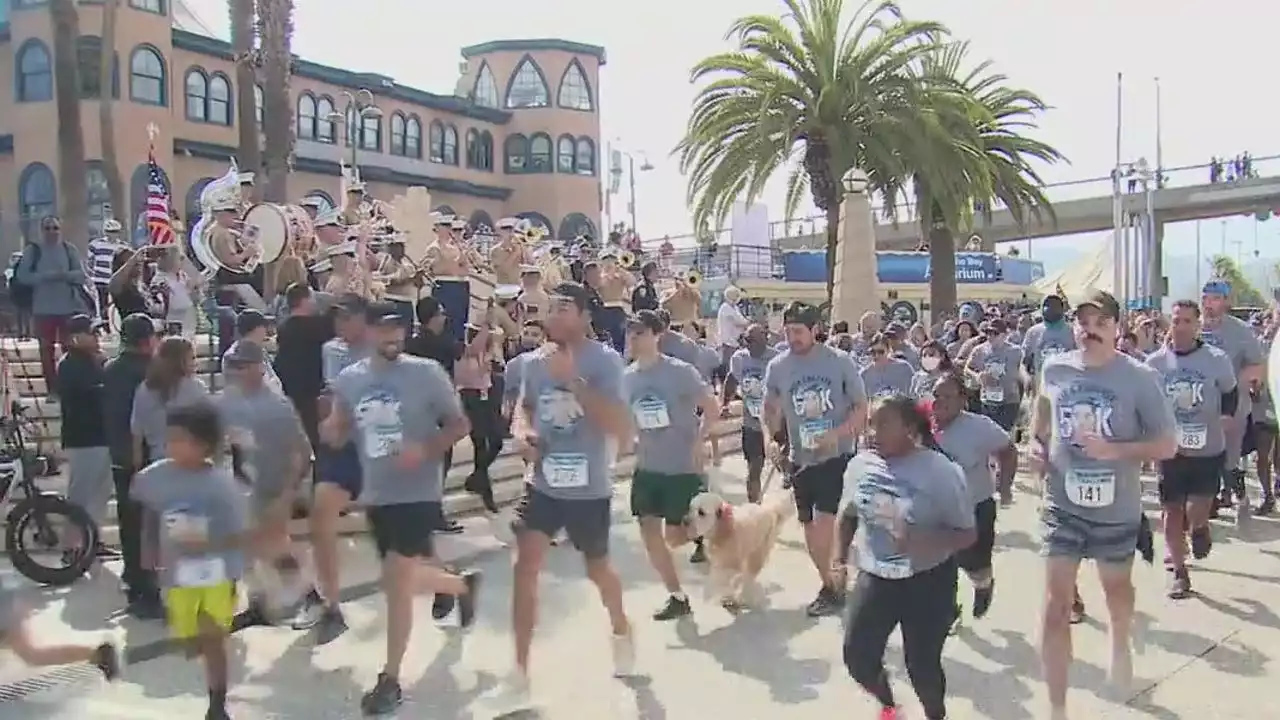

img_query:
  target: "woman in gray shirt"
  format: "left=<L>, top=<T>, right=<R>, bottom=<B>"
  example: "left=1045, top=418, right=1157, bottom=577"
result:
left=130, top=336, right=209, bottom=466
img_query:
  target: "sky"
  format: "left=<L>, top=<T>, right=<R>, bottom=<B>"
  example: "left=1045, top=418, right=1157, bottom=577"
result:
left=179, top=0, right=1280, bottom=279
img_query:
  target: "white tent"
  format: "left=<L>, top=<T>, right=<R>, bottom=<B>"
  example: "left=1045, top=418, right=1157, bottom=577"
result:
left=1032, top=239, right=1116, bottom=301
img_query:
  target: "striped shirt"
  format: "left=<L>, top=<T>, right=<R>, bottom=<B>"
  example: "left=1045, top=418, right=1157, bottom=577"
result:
left=87, top=238, right=121, bottom=286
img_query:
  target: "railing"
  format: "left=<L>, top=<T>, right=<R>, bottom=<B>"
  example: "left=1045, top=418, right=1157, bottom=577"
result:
left=643, top=152, right=1280, bottom=251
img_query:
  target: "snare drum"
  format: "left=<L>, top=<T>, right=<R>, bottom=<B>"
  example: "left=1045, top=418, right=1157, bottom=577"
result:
left=242, top=204, right=310, bottom=266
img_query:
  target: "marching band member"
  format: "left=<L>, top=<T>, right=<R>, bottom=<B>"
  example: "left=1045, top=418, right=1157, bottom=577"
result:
left=426, top=212, right=472, bottom=343
left=88, top=218, right=128, bottom=323
left=660, top=275, right=701, bottom=331
left=323, top=240, right=369, bottom=299
left=299, top=196, right=324, bottom=221
left=630, top=261, right=660, bottom=313
left=537, top=245, right=567, bottom=288
left=490, top=218, right=527, bottom=286
left=595, top=248, right=633, bottom=354
left=490, top=284, right=522, bottom=337
left=237, top=171, right=256, bottom=212
left=517, top=266, right=549, bottom=323
left=373, top=235, right=421, bottom=329
left=206, top=188, right=266, bottom=311
left=340, top=181, right=365, bottom=226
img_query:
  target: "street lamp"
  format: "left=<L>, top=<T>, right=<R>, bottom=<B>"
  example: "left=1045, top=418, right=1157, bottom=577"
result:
left=1111, top=157, right=1157, bottom=305
left=328, top=88, right=383, bottom=169
left=608, top=143, right=653, bottom=237
left=843, top=168, right=869, bottom=195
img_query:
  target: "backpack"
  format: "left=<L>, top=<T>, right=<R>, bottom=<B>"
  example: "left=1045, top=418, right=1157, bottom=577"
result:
left=10, top=243, right=92, bottom=312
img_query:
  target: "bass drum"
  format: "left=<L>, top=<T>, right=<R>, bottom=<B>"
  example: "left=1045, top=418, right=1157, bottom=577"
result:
left=242, top=203, right=309, bottom=266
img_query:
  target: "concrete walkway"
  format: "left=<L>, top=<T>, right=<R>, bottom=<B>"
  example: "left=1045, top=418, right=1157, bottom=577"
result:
left=4, top=458, right=1280, bottom=718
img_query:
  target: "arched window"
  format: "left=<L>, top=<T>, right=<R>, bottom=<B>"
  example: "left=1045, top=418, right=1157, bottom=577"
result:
left=184, top=68, right=208, bottom=120
left=390, top=113, right=407, bottom=155
left=17, top=163, right=56, bottom=241
left=428, top=120, right=445, bottom=163
left=315, top=96, right=335, bottom=142
left=514, top=211, right=553, bottom=236
left=478, top=131, right=494, bottom=171
left=405, top=116, right=422, bottom=159
left=465, top=129, right=480, bottom=168
left=557, top=213, right=597, bottom=241
left=557, top=59, right=593, bottom=111
left=442, top=125, right=458, bottom=165
left=575, top=138, right=596, bottom=176
left=472, top=62, right=499, bottom=108
left=469, top=209, right=494, bottom=232
left=528, top=133, right=552, bottom=173
left=207, top=73, right=231, bottom=125
left=303, top=190, right=335, bottom=212
left=556, top=134, right=576, bottom=174
left=76, top=36, right=117, bottom=99
left=504, top=56, right=549, bottom=109
left=504, top=134, right=528, bottom=173
left=360, top=113, right=381, bottom=151
left=433, top=204, right=456, bottom=216
left=296, top=94, right=317, bottom=139
left=86, top=162, right=112, bottom=236
left=254, top=85, right=264, bottom=125
left=184, top=177, right=215, bottom=223
left=129, top=45, right=166, bottom=105
left=129, top=0, right=164, bottom=12
left=16, top=40, right=53, bottom=102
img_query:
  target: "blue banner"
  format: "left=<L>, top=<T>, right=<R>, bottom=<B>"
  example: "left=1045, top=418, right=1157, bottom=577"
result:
left=780, top=251, right=1043, bottom=286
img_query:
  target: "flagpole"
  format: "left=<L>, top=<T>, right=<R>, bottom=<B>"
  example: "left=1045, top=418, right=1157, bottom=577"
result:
left=1154, top=77, right=1163, bottom=187
left=1195, top=220, right=1202, bottom=291
left=1112, top=72, right=1124, bottom=298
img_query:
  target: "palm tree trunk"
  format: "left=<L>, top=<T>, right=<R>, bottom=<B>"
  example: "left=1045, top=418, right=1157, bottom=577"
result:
left=230, top=0, right=261, bottom=186
left=824, top=203, right=840, bottom=307
left=98, top=0, right=125, bottom=221
left=257, top=0, right=294, bottom=297
left=49, top=0, right=89, bottom=249
left=924, top=200, right=958, bottom=320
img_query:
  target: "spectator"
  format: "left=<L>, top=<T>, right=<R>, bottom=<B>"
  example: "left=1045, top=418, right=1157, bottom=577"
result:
left=14, top=215, right=90, bottom=393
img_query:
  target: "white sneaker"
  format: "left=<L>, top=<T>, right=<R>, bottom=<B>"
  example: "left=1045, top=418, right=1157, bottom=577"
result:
left=488, top=512, right=515, bottom=547
left=485, top=670, right=535, bottom=715
left=611, top=631, right=636, bottom=677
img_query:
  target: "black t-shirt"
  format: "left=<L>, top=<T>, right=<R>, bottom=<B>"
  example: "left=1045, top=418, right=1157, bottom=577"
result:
left=111, top=284, right=149, bottom=318
left=405, top=329, right=461, bottom=377
left=274, top=313, right=333, bottom=401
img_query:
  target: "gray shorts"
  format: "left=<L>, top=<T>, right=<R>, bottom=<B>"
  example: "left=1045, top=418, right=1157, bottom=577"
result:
left=65, top=446, right=113, bottom=525
left=1040, top=505, right=1138, bottom=563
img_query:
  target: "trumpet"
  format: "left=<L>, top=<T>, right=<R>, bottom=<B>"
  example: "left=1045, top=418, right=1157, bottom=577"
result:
left=619, top=250, right=638, bottom=270
left=684, top=268, right=703, bottom=287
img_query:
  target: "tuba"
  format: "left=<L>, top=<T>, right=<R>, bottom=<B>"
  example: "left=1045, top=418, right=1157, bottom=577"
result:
left=619, top=250, right=638, bottom=271
left=189, top=163, right=241, bottom=278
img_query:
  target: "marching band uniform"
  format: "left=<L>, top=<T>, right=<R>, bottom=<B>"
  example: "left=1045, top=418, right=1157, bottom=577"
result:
left=489, top=217, right=527, bottom=286
left=340, top=183, right=365, bottom=227
left=207, top=193, right=267, bottom=312
left=595, top=248, right=633, bottom=354
left=299, top=195, right=324, bottom=221
left=428, top=212, right=472, bottom=343
left=322, top=239, right=368, bottom=298
left=661, top=276, right=701, bottom=330
left=374, top=236, right=420, bottom=329
left=236, top=171, right=256, bottom=214
left=538, top=245, right=567, bottom=287
left=516, top=265, right=549, bottom=323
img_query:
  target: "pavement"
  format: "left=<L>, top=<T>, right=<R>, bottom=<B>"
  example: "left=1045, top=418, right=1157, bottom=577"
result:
left=3, top=457, right=1280, bottom=718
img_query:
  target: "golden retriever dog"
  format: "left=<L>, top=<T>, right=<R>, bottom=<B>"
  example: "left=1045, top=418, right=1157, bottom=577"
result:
left=686, top=489, right=794, bottom=611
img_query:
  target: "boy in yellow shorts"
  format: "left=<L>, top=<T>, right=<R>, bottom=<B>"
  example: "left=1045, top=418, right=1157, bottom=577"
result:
left=133, top=401, right=256, bottom=720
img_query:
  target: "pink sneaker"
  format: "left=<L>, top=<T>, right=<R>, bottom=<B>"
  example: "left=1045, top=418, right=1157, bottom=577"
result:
left=878, top=707, right=900, bottom=720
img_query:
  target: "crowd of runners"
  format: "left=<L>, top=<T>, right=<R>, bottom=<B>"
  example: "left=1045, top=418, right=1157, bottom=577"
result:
left=0, top=272, right=1275, bottom=720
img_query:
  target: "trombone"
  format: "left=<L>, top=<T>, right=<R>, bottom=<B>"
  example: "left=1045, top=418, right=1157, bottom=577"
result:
left=618, top=250, right=638, bottom=271
left=683, top=268, right=703, bottom=288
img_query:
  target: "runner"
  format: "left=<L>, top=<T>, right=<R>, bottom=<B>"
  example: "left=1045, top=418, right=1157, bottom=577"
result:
left=293, top=294, right=368, bottom=639
left=724, top=322, right=778, bottom=503
left=322, top=301, right=482, bottom=715
left=496, top=281, right=634, bottom=712
left=965, top=319, right=1023, bottom=435
left=909, top=340, right=953, bottom=403
left=842, top=395, right=974, bottom=720
left=625, top=309, right=718, bottom=620
left=1145, top=300, right=1237, bottom=598
left=932, top=373, right=1018, bottom=625
left=655, top=309, right=714, bottom=563
left=763, top=301, right=868, bottom=616
left=0, top=575, right=119, bottom=679
left=1021, top=295, right=1076, bottom=377
left=860, top=333, right=915, bottom=401
left=1030, top=289, right=1176, bottom=720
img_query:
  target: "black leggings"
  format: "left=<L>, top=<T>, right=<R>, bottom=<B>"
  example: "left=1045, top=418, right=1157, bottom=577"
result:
left=461, top=390, right=504, bottom=511
left=843, top=558, right=958, bottom=719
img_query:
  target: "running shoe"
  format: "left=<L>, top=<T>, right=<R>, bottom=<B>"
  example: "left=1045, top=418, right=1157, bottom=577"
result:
left=1167, top=568, right=1192, bottom=599
left=1258, top=496, right=1276, bottom=515
left=204, top=706, right=231, bottom=720
left=804, top=587, right=841, bottom=617
left=1190, top=526, right=1213, bottom=560
left=360, top=672, right=403, bottom=716
left=438, top=518, right=465, bottom=535
left=611, top=631, right=637, bottom=677
left=1069, top=597, right=1085, bottom=624
left=230, top=600, right=271, bottom=633
left=312, top=606, right=348, bottom=645
left=432, top=593, right=456, bottom=621
left=91, top=641, right=121, bottom=681
left=289, top=589, right=324, bottom=630
left=973, top=580, right=995, bottom=619
left=653, top=594, right=692, bottom=621
left=458, top=570, right=482, bottom=628
left=877, top=706, right=901, bottom=719
left=487, top=671, right=535, bottom=715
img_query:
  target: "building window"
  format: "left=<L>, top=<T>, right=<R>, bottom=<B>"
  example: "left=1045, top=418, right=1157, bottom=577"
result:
left=390, top=113, right=406, bottom=155
left=76, top=36, right=117, bottom=99
left=129, top=46, right=166, bottom=105
left=207, top=73, right=231, bottom=125
left=467, top=129, right=494, bottom=171
left=504, top=134, right=528, bottom=173
left=473, top=62, right=499, bottom=108
left=254, top=84, right=263, bottom=125
left=16, top=40, right=53, bottom=102
left=184, top=68, right=207, bottom=120
left=442, top=125, right=458, bottom=165
left=303, top=190, right=335, bottom=212
left=86, top=163, right=112, bottom=237
left=18, top=163, right=56, bottom=241
left=360, top=113, right=381, bottom=151
left=557, top=213, right=597, bottom=242
left=405, top=116, right=422, bottom=159
left=528, top=133, right=552, bottom=173
left=316, top=96, right=335, bottom=142
left=128, top=0, right=164, bottom=13
left=429, top=121, right=444, bottom=163
left=556, top=135, right=575, bottom=173
left=296, top=94, right=316, bottom=139
left=504, top=56, right=549, bottom=109
left=557, top=59, right=593, bottom=111
left=575, top=138, right=596, bottom=176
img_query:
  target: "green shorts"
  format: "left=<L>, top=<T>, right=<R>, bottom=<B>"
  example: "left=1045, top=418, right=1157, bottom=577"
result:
left=630, top=470, right=704, bottom=525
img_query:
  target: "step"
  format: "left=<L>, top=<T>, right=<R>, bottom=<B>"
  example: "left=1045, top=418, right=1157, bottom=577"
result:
left=0, top=335, right=226, bottom=363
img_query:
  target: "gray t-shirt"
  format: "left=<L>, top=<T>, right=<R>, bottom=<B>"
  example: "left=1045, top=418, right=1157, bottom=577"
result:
left=322, top=338, right=368, bottom=388
left=332, top=355, right=463, bottom=505
left=693, top=345, right=720, bottom=381
left=851, top=449, right=973, bottom=578
left=859, top=359, right=915, bottom=401
left=1145, top=343, right=1237, bottom=458
left=1201, top=314, right=1264, bottom=417
left=849, top=332, right=873, bottom=367
left=129, top=376, right=208, bottom=461
left=222, top=340, right=283, bottom=393
left=504, top=352, right=533, bottom=406
left=729, top=347, right=777, bottom=431
left=1041, top=351, right=1175, bottom=524
left=625, top=355, right=707, bottom=475
left=764, top=344, right=866, bottom=467
left=520, top=341, right=626, bottom=500
left=659, top=331, right=701, bottom=368
left=910, top=370, right=944, bottom=402
left=967, top=341, right=1023, bottom=405
left=1021, top=322, right=1076, bottom=375
left=214, top=384, right=310, bottom=508
left=936, top=411, right=1011, bottom=505
left=132, top=459, right=249, bottom=588
left=893, top=344, right=921, bottom=371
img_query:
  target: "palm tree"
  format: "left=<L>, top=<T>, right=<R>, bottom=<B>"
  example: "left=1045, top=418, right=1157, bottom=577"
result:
left=677, top=0, right=949, bottom=304
left=49, top=0, right=89, bottom=248
left=257, top=0, right=295, bottom=296
left=1210, top=255, right=1265, bottom=306
left=230, top=0, right=261, bottom=188
left=98, top=0, right=126, bottom=220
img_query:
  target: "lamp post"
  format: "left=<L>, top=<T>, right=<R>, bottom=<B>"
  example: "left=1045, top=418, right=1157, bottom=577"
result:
left=328, top=88, right=383, bottom=171
left=608, top=143, right=653, bottom=237
left=830, top=168, right=876, bottom=324
left=843, top=167, right=869, bottom=196
left=1112, top=157, right=1156, bottom=306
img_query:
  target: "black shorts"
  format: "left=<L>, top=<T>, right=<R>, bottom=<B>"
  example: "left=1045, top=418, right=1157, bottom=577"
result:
left=792, top=454, right=852, bottom=523
left=954, top=497, right=997, bottom=573
left=742, top=426, right=765, bottom=462
left=366, top=502, right=439, bottom=559
left=1159, top=453, right=1225, bottom=504
left=315, top=442, right=363, bottom=499
left=516, top=489, right=611, bottom=559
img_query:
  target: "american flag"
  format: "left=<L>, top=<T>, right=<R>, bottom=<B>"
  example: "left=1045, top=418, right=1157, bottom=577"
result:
left=145, top=147, right=175, bottom=246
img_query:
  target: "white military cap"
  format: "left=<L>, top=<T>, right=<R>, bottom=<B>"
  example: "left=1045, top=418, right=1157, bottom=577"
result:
left=520, top=264, right=542, bottom=275
left=493, top=285, right=521, bottom=301
left=211, top=198, right=240, bottom=212
left=102, top=218, right=123, bottom=233
left=326, top=239, right=358, bottom=257
left=599, top=246, right=619, bottom=259
left=347, top=181, right=366, bottom=193
left=450, top=218, right=467, bottom=230
left=313, top=207, right=341, bottom=227
left=497, top=217, right=518, bottom=230
left=237, top=171, right=255, bottom=186
left=431, top=211, right=454, bottom=227
left=299, top=196, right=325, bottom=208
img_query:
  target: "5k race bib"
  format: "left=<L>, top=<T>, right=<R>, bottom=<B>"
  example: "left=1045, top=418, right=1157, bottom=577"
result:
left=542, top=453, right=589, bottom=489
left=1178, top=423, right=1208, bottom=450
left=981, top=385, right=1005, bottom=404
left=174, top=557, right=227, bottom=588
left=798, top=418, right=832, bottom=450
left=744, top=396, right=763, bottom=419
left=632, top=397, right=671, bottom=431
left=859, top=545, right=911, bottom=579
left=1065, top=468, right=1116, bottom=508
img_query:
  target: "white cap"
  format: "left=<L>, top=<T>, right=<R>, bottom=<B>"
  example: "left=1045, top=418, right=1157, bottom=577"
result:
left=431, top=211, right=454, bottom=227
left=212, top=199, right=239, bottom=212
left=313, top=207, right=341, bottom=227
left=599, top=247, right=619, bottom=259
left=326, top=240, right=357, bottom=257
left=520, top=264, right=542, bottom=275
left=493, top=285, right=522, bottom=300
left=102, top=218, right=123, bottom=233
left=299, top=196, right=324, bottom=208
left=347, top=181, right=366, bottom=193
left=497, top=217, right=518, bottom=230
left=237, top=171, right=255, bottom=186
left=450, top=218, right=467, bottom=231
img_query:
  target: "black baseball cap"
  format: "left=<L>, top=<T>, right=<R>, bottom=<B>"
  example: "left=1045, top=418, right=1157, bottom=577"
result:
left=415, top=296, right=442, bottom=323
left=235, top=309, right=270, bottom=336
left=224, top=339, right=267, bottom=366
left=365, top=301, right=402, bottom=326
left=550, top=282, right=592, bottom=310
left=65, top=313, right=103, bottom=336
left=1074, top=289, right=1121, bottom=321
left=627, top=309, right=664, bottom=334
left=782, top=301, right=821, bottom=327
left=119, top=313, right=156, bottom=345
